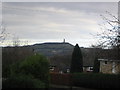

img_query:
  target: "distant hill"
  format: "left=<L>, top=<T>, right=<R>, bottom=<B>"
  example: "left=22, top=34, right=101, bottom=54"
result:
left=31, top=42, right=74, bottom=57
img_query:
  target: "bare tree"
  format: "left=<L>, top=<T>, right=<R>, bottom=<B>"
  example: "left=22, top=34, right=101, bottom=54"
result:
left=12, top=36, right=29, bottom=47
left=0, top=25, right=8, bottom=44
left=12, top=36, right=20, bottom=46
left=92, top=11, right=120, bottom=60
left=93, top=11, right=120, bottom=49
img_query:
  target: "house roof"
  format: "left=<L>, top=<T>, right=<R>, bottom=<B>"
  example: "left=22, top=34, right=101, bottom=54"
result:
left=97, top=49, right=120, bottom=61
left=81, top=48, right=97, bottom=67
left=98, top=59, right=120, bottom=62
left=49, top=48, right=100, bottom=68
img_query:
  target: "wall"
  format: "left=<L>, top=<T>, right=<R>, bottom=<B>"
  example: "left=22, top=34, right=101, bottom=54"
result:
left=100, top=61, right=120, bottom=74
left=100, top=61, right=113, bottom=74
left=115, top=62, right=120, bottom=74
left=50, top=72, right=71, bottom=86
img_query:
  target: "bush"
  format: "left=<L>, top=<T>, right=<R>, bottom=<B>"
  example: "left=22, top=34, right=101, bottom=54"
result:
left=2, top=74, right=45, bottom=88
left=72, top=73, right=120, bottom=89
left=2, top=65, right=11, bottom=78
left=9, top=54, right=50, bottom=88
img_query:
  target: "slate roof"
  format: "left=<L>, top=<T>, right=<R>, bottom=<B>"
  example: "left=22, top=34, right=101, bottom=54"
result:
left=97, top=49, right=120, bottom=61
left=81, top=48, right=98, bottom=67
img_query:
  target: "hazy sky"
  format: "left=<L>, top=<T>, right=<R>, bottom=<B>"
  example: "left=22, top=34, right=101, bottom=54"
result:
left=2, top=2, right=118, bottom=47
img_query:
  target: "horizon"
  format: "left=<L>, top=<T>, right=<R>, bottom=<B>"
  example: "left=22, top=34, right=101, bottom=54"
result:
left=1, top=40, right=77, bottom=47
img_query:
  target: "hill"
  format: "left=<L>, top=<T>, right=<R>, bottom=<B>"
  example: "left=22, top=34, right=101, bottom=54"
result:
left=31, top=42, right=74, bottom=57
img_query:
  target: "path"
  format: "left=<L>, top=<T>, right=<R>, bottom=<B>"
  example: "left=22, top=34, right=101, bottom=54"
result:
left=50, top=84, right=97, bottom=90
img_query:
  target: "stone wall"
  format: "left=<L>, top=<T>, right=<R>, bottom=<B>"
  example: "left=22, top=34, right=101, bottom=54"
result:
left=115, top=62, right=120, bottom=74
left=100, top=61, right=120, bottom=74
left=100, top=61, right=113, bottom=74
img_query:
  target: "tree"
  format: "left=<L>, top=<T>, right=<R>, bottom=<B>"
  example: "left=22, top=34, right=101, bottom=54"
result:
left=93, top=57, right=100, bottom=73
left=10, top=54, right=50, bottom=88
left=0, top=25, right=7, bottom=43
left=94, top=11, right=120, bottom=48
left=70, top=44, right=83, bottom=73
left=2, top=46, right=34, bottom=78
left=12, top=36, right=20, bottom=46
left=92, top=11, right=120, bottom=59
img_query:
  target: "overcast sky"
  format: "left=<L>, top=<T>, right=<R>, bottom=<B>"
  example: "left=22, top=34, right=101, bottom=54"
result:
left=2, top=0, right=120, bottom=2
left=2, top=2, right=118, bottom=47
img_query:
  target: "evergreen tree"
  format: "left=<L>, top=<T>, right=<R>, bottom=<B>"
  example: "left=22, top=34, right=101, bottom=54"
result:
left=93, top=57, right=100, bottom=73
left=70, top=44, right=83, bottom=73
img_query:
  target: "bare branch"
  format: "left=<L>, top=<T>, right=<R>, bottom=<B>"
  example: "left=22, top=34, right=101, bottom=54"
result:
left=94, top=11, right=120, bottom=49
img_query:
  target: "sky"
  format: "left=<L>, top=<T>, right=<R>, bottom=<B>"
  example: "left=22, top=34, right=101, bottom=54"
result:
left=1, top=2, right=118, bottom=47
left=2, top=0, right=120, bottom=2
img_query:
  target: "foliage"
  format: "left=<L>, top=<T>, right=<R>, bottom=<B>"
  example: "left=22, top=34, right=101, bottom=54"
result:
left=93, top=57, right=100, bottom=73
left=2, top=65, right=11, bottom=78
left=50, top=73, right=120, bottom=89
left=70, top=44, right=83, bottom=73
left=2, top=74, right=45, bottom=88
left=2, top=54, right=50, bottom=88
left=2, top=47, right=34, bottom=78
left=10, top=54, right=50, bottom=88
left=72, top=73, right=120, bottom=88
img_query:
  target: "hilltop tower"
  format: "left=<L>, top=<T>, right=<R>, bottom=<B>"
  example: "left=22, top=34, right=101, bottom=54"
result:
left=63, top=39, right=65, bottom=43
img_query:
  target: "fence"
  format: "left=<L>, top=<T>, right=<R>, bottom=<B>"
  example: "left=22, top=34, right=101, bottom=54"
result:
left=50, top=72, right=71, bottom=86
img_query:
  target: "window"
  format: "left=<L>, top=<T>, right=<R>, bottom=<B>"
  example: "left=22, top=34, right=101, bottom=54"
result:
left=90, top=67, right=93, bottom=70
left=105, top=61, right=107, bottom=64
left=112, top=62, right=116, bottom=73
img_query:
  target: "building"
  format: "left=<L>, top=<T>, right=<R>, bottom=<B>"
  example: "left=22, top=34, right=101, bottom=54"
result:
left=49, top=47, right=99, bottom=73
left=98, top=48, right=120, bottom=74
left=81, top=48, right=99, bottom=72
left=98, top=59, right=120, bottom=74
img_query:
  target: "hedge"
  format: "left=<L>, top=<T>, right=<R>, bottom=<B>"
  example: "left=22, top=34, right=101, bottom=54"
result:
left=2, top=74, right=45, bottom=88
left=72, top=73, right=120, bottom=89
left=50, top=73, right=120, bottom=89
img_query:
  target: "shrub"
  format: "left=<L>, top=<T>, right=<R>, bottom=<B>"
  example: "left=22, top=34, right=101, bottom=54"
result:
left=72, top=73, right=120, bottom=89
left=2, top=74, right=45, bottom=88
left=2, top=65, right=11, bottom=78
left=10, top=54, right=50, bottom=88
